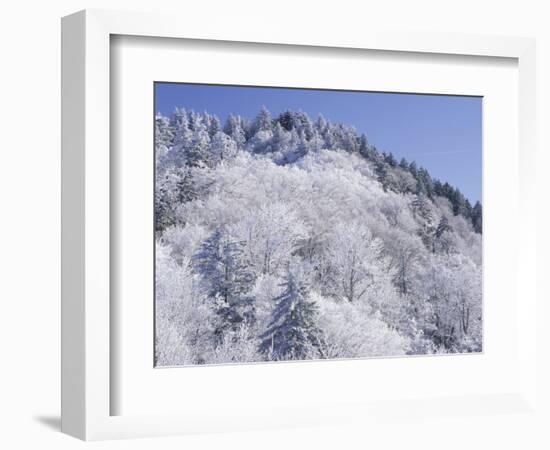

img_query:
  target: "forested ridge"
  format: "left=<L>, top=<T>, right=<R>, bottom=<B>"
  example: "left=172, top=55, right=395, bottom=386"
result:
left=155, top=107, right=482, bottom=366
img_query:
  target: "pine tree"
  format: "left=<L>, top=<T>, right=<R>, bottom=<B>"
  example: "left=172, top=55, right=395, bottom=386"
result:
left=471, top=201, right=483, bottom=233
left=223, top=114, right=246, bottom=149
left=210, top=131, right=237, bottom=162
left=271, top=122, right=291, bottom=154
left=432, top=179, right=443, bottom=196
left=205, top=113, right=222, bottom=138
left=186, top=121, right=211, bottom=168
left=155, top=169, right=178, bottom=232
left=175, top=167, right=198, bottom=204
left=259, top=268, right=324, bottom=361
left=155, top=113, right=175, bottom=161
left=359, top=134, right=369, bottom=158
left=252, top=106, right=273, bottom=134
left=374, top=157, right=389, bottom=191
left=434, top=216, right=453, bottom=254
left=169, top=109, right=193, bottom=168
left=463, top=198, right=473, bottom=220
left=277, top=110, right=295, bottom=131
left=338, top=125, right=359, bottom=153
left=435, top=216, right=452, bottom=239
left=155, top=183, right=174, bottom=232
left=295, top=130, right=310, bottom=158
left=450, top=188, right=467, bottom=216
left=416, top=167, right=434, bottom=198
left=412, top=193, right=433, bottom=220
left=409, top=161, right=418, bottom=179
left=295, top=111, right=315, bottom=140
left=385, top=152, right=397, bottom=167
left=412, top=194, right=435, bottom=250
left=194, top=230, right=256, bottom=339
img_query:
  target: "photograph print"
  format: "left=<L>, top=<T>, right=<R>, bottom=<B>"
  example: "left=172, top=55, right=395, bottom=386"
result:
left=154, top=83, right=483, bottom=367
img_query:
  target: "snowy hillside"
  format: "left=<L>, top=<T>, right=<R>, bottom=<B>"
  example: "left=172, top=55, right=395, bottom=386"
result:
left=154, top=107, right=482, bottom=366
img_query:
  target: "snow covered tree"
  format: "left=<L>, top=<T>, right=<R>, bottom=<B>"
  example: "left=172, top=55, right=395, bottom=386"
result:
left=155, top=168, right=180, bottom=232
left=154, top=106, right=482, bottom=365
left=164, top=108, right=193, bottom=168
left=326, top=223, right=383, bottom=303
left=423, top=254, right=482, bottom=351
left=381, top=151, right=396, bottom=167
left=277, top=110, right=295, bottom=131
left=270, top=122, right=291, bottom=155
left=259, top=266, right=324, bottom=361
left=155, top=113, right=174, bottom=163
left=252, top=106, right=273, bottom=134
left=316, top=294, right=410, bottom=358
left=416, top=167, right=434, bottom=198
left=223, top=114, right=246, bottom=149
left=374, top=156, right=389, bottom=191
left=412, top=193, right=436, bottom=249
left=194, top=229, right=256, bottom=340
left=359, top=134, right=369, bottom=158
left=210, top=131, right=237, bottom=163
left=434, top=215, right=454, bottom=254
left=471, top=201, right=483, bottom=234
left=175, top=167, right=198, bottom=205
left=186, top=120, right=211, bottom=168
left=229, top=202, right=307, bottom=277
left=205, top=112, right=221, bottom=138
left=155, top=245, right=213, bottom=365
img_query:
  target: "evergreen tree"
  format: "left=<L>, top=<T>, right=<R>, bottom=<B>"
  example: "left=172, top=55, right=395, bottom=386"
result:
left=412, top=193, right=433, bottom=222
left=223, top=114, right=246, bottom=149
left=417, top=167, right=434, bottom=198
left=409, top=161, right=418, bottom=179
left=374, top=157, right=389, bottom=191
left=186, top=110, right=198, bottom=131
left=316, top=114, right=328, bottom=131
left=175, top=167, right=198, bottom=204
left=186, top=121, right=211, bottom=168
left=210, top=131, right=237, bottom=162
left=359, top=134, right=369, bottom=158
left=366, top=144, right=380, bottom=161
left=206, top=113, right=222, bottom=138
left=412, top=194, right=435, bottom=250
left=252, top=106, right=273, bottom=134
left=295, top=111, right=315, bottom=140
left=194, top=230, right=256, bottom=339
left=271, top=122, right=291, bottom=154
left=385, top=152, right=397, bottom=167
left=471, top=201, right=483, bottom=233
left=463, top=198, right=473, bottom=220
left=277, top=110, right=295, bottom=131
left=155, top=113, right=175, bottom=161
left=435, top=216, right=452, bottom=239
left=340, top=125, right=359, bottom=153
left=449, top=188, right=467, bottom=216
left=169, top=109, right=193, bottom=167
left=296, top=130, right=310, bottom=158
left=259, top=268, right=324, bottom=361
left=432, top=179, right=443, bottom=197
left=434, top=216, right=453, bottom=254
left=155, top=169, right=178, bottom=232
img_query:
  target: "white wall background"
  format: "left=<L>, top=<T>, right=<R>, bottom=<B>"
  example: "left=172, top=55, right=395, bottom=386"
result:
left=0, top=1, right=548, bottom=449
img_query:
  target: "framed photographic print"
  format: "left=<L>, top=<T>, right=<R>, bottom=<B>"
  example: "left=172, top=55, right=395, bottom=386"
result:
left=61, top=9, right=538, bottom=441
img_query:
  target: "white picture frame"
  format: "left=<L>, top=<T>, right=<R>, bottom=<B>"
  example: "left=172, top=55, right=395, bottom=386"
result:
left=61, top=9, right=538, bottom=441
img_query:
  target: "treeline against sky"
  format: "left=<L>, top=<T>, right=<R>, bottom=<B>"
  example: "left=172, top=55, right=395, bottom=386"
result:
left=155, top=107, right=483, bottom=366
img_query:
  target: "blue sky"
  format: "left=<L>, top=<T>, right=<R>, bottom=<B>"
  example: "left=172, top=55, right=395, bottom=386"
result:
left=155, top=83, right=482, bottom=204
